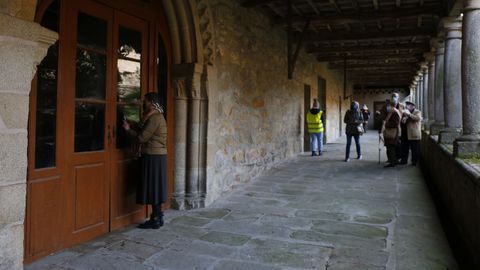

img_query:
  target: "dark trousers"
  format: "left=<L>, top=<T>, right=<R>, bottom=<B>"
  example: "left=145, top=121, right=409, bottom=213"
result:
left=151, top=204, right=163, bottom=220
left=400, top=137, right=409, bottom=163
left=401, top=140, right=420, bottom=165
left=386, top=145, right=397, bottom=164
left=346, top=134, right=361, bottom=159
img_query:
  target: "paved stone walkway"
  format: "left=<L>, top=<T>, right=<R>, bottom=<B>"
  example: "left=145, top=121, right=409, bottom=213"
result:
left=26, top=133, right=458, bottom=270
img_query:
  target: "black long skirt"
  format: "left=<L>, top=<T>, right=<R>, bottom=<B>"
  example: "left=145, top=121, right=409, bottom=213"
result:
left=137, top=154, right=167, bottom=205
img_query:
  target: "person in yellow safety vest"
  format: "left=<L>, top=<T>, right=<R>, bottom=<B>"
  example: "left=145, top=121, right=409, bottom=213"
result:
left=306, top=99, right=326, bottom=156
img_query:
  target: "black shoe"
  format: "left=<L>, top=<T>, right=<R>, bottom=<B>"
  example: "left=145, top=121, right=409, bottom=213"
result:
left=151, top=217, right=164, bottom=229
left=138, top=217, right=164, bottom=229
left=137, top=219, right=156, bottom=229
left=398, top=161, right=408, bottom=165
left=411, top=163, right=417, bottom=166
left=318, top=151, right=323, bottom=156
left=312, top=151, right=317, bottom=156
left=384, top=163, right=396, bottom=168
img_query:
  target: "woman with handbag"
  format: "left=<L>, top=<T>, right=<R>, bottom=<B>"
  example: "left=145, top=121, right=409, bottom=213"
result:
left=344, top=101, right=364, bottom=162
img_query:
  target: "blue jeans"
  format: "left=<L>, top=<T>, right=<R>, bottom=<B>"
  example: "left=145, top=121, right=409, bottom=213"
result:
left=346, top=134, right=361, bottom=159
left=310, top=132, right=323, bottom=153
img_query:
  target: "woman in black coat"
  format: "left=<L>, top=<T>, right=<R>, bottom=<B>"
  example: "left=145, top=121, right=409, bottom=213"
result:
left=344, top=101, right=364, bottom=162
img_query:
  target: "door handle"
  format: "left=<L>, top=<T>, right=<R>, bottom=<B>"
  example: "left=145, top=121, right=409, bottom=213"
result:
left=107, top=125, right=111, bottom=145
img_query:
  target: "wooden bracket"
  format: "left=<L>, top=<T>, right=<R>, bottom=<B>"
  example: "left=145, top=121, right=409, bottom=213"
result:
left=287, top=0, right=310, bottom=79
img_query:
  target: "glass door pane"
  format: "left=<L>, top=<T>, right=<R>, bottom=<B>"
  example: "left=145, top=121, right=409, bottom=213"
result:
left=116, top=25, right=142, bottom=148
left=74, top=12, right=107, bottom=152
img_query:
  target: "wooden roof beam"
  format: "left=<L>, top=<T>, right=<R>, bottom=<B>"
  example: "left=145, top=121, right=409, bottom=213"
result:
left=329, top=62, right=417, bottom=69
left=276, top=6, right=444, bottom=25
left=300, top=28, right=434, bottom=43
left=317, top=54, right=421, bottom=62
left=242, top=0, right=279, bottom=8
left=307, top=43, right=428, bottom=54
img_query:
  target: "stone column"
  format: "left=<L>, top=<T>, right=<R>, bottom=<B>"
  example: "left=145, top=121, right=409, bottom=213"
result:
left=0, top=12, right=57, bottom=270
left=418, top=72, right=424, bottom=112
left=172, top=74, right=188, bottom=209
left=415, top=76, right=421, bottom=107
left=430, top=38, right=446, bottom=135
left=425, top=52, right=436, bottom=127
left=454, top=0, right=480, bottom=157
left=422, top=65, right=429, bottom=124
left=439, top=17, right=463, bottom=144
left=171, top=63, right=208, bottom=210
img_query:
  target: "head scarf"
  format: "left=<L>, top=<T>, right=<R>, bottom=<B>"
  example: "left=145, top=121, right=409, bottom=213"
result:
left=144, top=92, right=164, bottom=114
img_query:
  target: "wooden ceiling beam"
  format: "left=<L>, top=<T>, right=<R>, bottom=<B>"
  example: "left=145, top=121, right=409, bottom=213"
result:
left=329, top=62, right=417, bottom=70
left=300, top=28, right=434, bottom=43
left=307, top=42, right=428, bottom=54
left=317, top=54, right=421, bottom=62
left=276, top=5, right=444, bottom=25
left=242, top=0, right=280, bottom=8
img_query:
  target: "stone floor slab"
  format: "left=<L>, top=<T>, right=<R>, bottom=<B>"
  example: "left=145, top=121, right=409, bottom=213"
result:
left=26, top=133, right=459, bottom=270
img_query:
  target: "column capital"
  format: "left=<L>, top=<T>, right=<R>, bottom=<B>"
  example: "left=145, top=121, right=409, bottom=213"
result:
left=420, top=63, right=429, bottom=73
left=431, top=37, right=445, bottom=51
left=463, top=0, right=480, bottom=11
left=423, top=52, right=436, bottom=64
left=442, top=16, right=463, bottom=39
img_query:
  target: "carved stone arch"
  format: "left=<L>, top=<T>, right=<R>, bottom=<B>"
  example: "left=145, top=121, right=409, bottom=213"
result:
left=161, top=0, right=214, bottom=209
left=197, top=0, right=216, bottom=66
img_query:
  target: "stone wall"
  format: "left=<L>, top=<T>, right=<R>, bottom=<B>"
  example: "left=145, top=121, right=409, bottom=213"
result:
left=204, top=0, right=352, bottom=204
left=420, top=134, right=480, bottom=269
left=0, top=9, right=57, bottom=270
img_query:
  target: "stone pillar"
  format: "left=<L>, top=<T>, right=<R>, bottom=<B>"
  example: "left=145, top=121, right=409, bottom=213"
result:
left=439, top=17, right=463, bottom=144
left=418, top=73, right=424, bottom=112
left=171, top=63, right=208, bottom=209
left=425, top=52, right=436, bottom=127
left=430, top=38, right=446, bottom=135
left=415, top=75, right=420, bottom=108
left=0, top=12, right=57, bottom=270
left=422, top=65, right=429, bottom=124
left=454, top=0, right=480, bottom=157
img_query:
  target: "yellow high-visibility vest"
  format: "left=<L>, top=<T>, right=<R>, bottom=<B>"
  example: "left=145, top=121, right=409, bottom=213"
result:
left=306, top=111, right=324, bottom=133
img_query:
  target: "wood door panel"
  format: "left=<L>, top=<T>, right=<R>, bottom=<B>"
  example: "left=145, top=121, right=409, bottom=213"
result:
left=26, top=176, right=63, bottom=259
left=73, top=163, right=107, bottom=231
left=110, top=158, right=144, bottom=229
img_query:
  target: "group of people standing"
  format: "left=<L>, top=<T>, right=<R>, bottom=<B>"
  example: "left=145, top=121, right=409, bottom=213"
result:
left=306, top=92, right=423, bottom=167
left=377, top=93, right=423, bottom=167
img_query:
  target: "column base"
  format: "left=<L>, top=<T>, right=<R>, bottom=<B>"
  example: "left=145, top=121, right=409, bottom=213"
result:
left=453, top=134, right=480, bottom=158
left=172, top=193, right=206, bottom=210
left=438, top=128, right=462, bottom=144
left=429, top=122, right=445, bottom=135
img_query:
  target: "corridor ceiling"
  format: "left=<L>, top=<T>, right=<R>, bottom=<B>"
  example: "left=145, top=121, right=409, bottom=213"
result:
left=242, top=0, right=456, bottom=89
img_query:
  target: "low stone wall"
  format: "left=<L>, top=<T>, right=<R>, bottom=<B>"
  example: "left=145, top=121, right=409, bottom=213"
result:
left=420, top=133, right=480, bottom=269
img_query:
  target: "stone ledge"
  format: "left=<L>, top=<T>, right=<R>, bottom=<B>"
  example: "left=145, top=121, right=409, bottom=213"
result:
left=421, top=135, right=480, bottom=269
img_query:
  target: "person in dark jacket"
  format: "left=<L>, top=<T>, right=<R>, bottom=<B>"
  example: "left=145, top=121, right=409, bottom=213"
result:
left=381, top=100, right=401, bottom=167
left=344, top=101, right=364, bottom=162
left=123, top=92, right=168, bottom=229
left=306, top=99, right=326, bottom=156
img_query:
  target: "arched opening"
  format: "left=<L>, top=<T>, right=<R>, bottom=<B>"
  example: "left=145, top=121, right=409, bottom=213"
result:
left=26, top=0, right=173, bottom=262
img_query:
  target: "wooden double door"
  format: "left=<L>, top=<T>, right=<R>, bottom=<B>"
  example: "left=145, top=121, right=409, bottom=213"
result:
left=26, top=0, right=171, bottom=262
